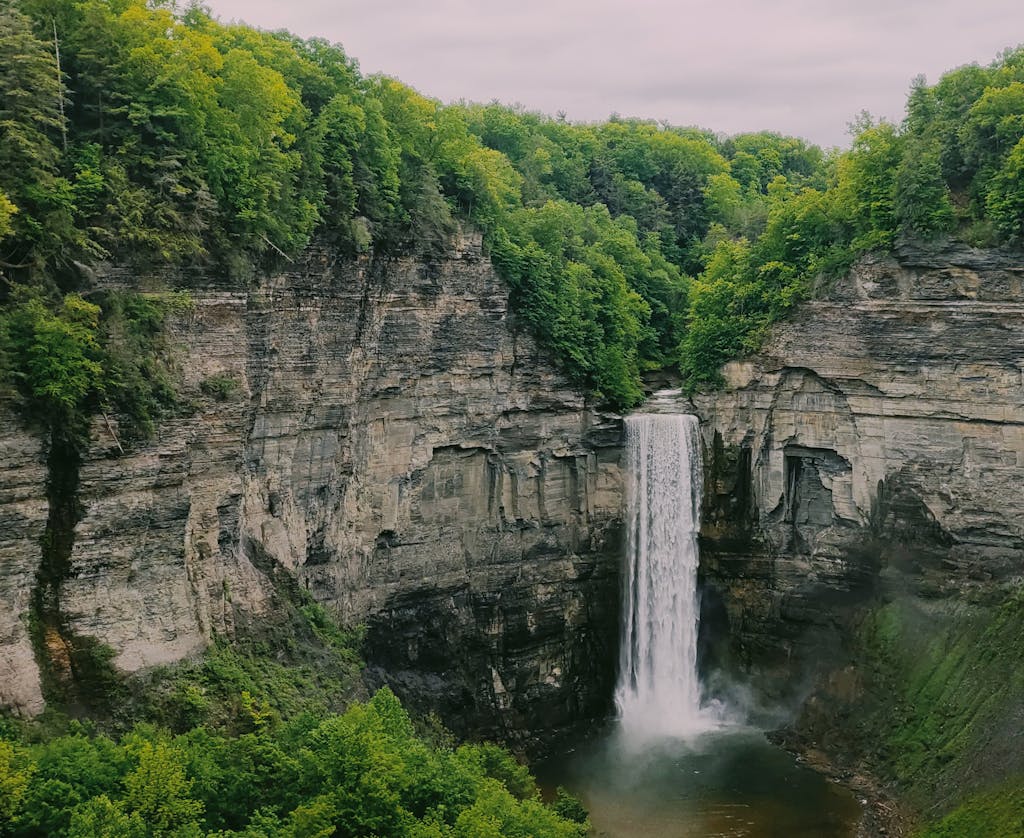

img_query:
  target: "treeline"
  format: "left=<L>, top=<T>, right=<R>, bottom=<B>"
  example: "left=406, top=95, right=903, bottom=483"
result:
left=0, top=687, right=589, bottom=837
left=1, top=1, right=1023, bottom=420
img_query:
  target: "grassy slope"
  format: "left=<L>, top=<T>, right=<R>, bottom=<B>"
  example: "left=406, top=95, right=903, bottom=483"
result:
left=852, top=588, right=1024, bottom=834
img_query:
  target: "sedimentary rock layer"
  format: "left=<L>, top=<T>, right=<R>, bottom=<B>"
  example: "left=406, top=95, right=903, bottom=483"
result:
left=0, top=233, right=623, bottom=738
left=694, top=244, right=1024, bottom=693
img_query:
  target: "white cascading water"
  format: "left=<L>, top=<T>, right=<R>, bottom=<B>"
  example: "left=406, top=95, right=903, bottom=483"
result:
left=615, top=412, right=713, bottom=740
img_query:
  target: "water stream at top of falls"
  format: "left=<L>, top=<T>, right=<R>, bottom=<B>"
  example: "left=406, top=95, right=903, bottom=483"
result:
left=615, top=411, right=720, bottom=740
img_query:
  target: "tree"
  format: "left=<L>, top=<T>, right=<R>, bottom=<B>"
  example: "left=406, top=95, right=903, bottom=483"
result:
left=895, top=136, right=957, bottom=237
left=0, top=740, right=33, bottom=826
left=0, top=1, right=75, bottom=266
left=986, top=136, right=1024, bottom=244
left=67, top=796, right=145, bottom=838
left=123, top=740, right=204, bottom=835
left=833, top=117, right=903, bottom=251
left=2, top=288, right=103, bottom=428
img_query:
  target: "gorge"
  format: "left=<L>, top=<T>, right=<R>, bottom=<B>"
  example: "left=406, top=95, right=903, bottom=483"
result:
left=2, top=3, right=1024, bottom=834
left=4, top=236, right=1022, bottom=835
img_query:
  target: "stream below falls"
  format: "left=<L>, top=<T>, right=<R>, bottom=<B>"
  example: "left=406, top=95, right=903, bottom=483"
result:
left=538, top=725, right=861, bottom=838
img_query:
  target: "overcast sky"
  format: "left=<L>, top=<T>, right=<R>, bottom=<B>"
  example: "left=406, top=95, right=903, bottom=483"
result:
left=203, top=0, right=1023, bottom=148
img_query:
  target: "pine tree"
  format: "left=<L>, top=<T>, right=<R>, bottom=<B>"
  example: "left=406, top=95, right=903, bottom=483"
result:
left=0, top=0, right=74, bottom=267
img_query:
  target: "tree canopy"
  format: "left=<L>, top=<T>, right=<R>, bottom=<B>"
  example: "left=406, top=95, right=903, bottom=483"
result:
left=1, top=0, right=1022, bottom=415
left=0, top=687, right=590, bottom=838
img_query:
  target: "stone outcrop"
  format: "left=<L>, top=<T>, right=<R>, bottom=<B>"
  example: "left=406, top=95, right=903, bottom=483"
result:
left=692, top=244, right=1024, bottom=697
left=0, top=233, right=622, bottom=739
left=0, top=408, right=47, bottom=716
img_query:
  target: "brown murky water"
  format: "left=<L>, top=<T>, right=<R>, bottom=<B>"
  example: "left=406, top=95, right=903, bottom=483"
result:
left=538, top=726, right=861, bottom=838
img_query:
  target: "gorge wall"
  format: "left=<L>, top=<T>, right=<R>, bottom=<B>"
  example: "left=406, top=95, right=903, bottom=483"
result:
left=0, top=233, right=623, bottom=741
left=692, top=244, right=1024, bottom=814
left=694, top=243, right=1024, bottom=689
left=5, top=229, right=1022, bottom=814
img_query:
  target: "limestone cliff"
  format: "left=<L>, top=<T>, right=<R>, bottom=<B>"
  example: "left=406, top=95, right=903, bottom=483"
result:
left=694, top=243, right=1024, bottom=691
left=0, top=233, right=623, bottom=740
left=0, top=411, right=47, bottom=716
left=692, top=244, right=1024, bottom=823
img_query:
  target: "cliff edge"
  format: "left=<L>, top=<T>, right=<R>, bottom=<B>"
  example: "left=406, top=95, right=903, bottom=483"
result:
left=0, top=233, right=623, bottom=742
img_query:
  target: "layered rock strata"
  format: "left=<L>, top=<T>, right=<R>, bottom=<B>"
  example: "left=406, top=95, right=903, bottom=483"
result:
left=693, top=244, right=1024, bottom=696
left=0, top=234, right=623, bottom=739
left=0, top=409, right=47, bottom=716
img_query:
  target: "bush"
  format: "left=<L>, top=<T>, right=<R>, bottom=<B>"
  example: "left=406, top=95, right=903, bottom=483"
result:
left=199, top=374, right=240, bottom=402
left=551, top=787, right=589, bottom=825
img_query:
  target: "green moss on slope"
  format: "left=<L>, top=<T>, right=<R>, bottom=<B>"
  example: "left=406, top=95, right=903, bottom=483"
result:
left=919, top=780, right=1024, bottom=838
left=852, top=588, right=1024, bottom=830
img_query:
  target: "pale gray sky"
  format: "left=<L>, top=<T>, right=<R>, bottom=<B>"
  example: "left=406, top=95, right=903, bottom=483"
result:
left=204, top=0, right=1023, bottom=148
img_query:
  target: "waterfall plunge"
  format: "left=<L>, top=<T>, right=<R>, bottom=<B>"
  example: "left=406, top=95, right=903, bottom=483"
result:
left=616, top=412, right=719, bottom=740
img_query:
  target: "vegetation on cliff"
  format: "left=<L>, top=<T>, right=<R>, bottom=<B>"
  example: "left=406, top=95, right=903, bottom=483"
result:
left=812, top=587, right=1024, bottom=836
left=919, top=779, right=1024, bottom=837
left=1, top=589, right=588, bottom=838
left=1, top=0, right=1022, bottom=415
left=0, top=687, right=588, bottom=838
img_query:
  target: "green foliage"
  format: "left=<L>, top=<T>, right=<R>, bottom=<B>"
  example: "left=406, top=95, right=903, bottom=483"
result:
left=1, top=286, right=104, bottom=434
left=895, top=137, right=957, bottom=237
left=0, top=1, right=79, bottom=268
left=67, top=795, right=145, bottom=838
left=489, top=200, right=661, bottom=407
left=452, top=779, right=585, bottom=838
left=854, top=589, right=1024, bottom=814
left=832, top=117, right=903, bottom=251
left=455, top=71, right=1024, bottom=396
left=0, top=286, right=188, bottom=444
left=678, top=237, right=756, bottom=387
left=987, top=136, right=1024, bottom=244
left=125, top=622, right=362, bottom=735
left=0, top=689, right=584, bottom=838
left=3, top=0, right=1023, bottom=412
left=550, top=787, right=589, bottom=825
left=124, top=738, right=205, bottom=835
left=918, top=779, right=1024, bottom=838
left=0, top=740, right=34, bottom=824
left=0, top=192, right=16, bottom=241
left=13, top=727, right=130, bottom=836
left=98, top=290, right=191, bottom=440
left=200, top=374, right=239, bottom=402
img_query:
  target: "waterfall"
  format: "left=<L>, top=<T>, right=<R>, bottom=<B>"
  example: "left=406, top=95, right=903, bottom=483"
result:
left=615, top=412, right=711, bottom=739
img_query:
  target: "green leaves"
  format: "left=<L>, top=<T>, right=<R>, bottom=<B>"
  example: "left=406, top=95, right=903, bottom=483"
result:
left=0, top=191, right=15, bottom=240
left=894, top=136, right=957, bottom=237
left=2, top=288, right=103, bottom=421
left=0, top=740, right=34, bottom=827
left=0, top=688, right=588, bottom=838
left=0, top=287, right=187, bottom=445
left=123, top=740, right=205, bottom=835
left=4, top=0, right=1022, bottom=413
left=0, top=1, right=77, bottom=266
left=986, top=136, right=1024, bottom=244
left=488, top=201, right=653, bottom=408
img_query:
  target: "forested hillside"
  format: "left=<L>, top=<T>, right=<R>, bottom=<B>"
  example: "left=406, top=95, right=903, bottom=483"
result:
left=2, top=4, right=1024, bottom=837
left=0, top=686, right=591, bottom=837
left=1, top=0, right=1023, bottom=429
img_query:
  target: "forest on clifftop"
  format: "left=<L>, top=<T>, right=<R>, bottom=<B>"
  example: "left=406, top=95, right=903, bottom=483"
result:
left=3, top=3, right=1024, bottom=837
left=1, top=0, right=1023, bottom=436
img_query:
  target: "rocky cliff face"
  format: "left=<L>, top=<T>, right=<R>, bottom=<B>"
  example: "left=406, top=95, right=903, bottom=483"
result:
left=0, top=410, right=47, bottom=716
left=693, top=243, right=1024, bottom=701
left=0, top=233, right=623, bottom=740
